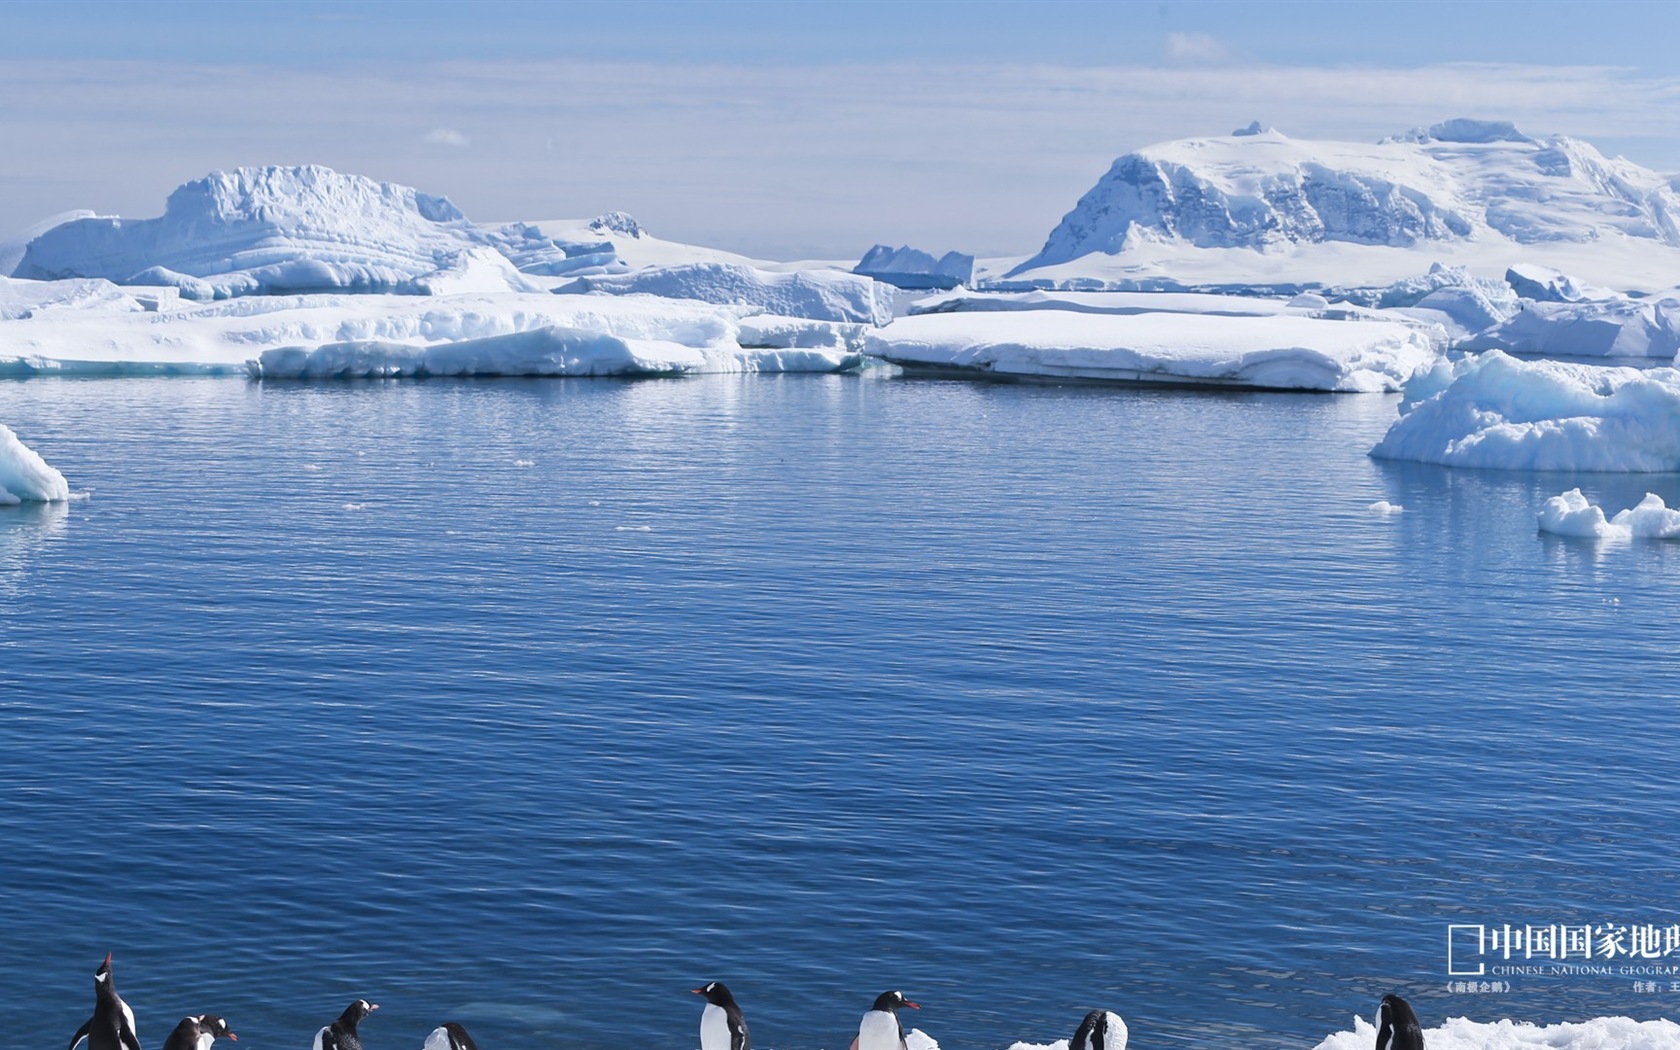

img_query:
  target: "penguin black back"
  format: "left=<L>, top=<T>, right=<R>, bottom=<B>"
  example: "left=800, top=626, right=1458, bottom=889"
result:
left=1072, top=1011, right=1128, bottom=1050
left=422, top=1023, right=478, bottom=1050
left=1376, top=995, right=1424, bottom=1050
left=69, top=953, right=141, bottom=1050
left=313, top=1000, right=379, bottom=1050
left=160, top=1015, right=237, bottom=1050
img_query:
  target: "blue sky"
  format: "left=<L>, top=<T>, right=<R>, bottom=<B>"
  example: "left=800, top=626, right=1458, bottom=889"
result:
left=4, top=1, right=1680, bottom=258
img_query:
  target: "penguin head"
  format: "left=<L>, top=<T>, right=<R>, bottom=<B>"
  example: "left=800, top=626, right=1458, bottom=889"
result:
left=871, top=991, right=920, bottom=1012
left=95, top=953, right=113, bottom=984
left=199, top=1016, right=238, bottom=1042
left=338, top=1000, right=379, bottom=1028
left=692, top=982, right=739, bottom=1007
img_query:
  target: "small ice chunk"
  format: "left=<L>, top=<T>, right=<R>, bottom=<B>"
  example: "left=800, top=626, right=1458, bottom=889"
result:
left=1368, top=500, right=1404, bottom=514
left=1538, top=488, right=1680, bottom=539
left=0, top=424, right=70, bottom=504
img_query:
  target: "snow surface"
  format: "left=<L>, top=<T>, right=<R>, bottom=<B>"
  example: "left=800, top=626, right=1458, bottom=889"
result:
left=0, top=277, right=866, bottom=377
left=1462, top=296, right=1680, bottom=359
left=1314, top=1013, right=1680, bottom=1050
left=865, top=310, right=1438, bottom=392
left=1371, top=351, right=1680, bottom=470
left=991, top=121, right=1680, bottom=294
left=557, top=262, right=894, bottom=325
left=0, top=425, right=69, bottom=504
left=1538, top=488, right=1680, bottom=539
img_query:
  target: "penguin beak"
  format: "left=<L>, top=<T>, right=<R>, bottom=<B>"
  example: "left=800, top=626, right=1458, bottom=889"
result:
left=227, top=1036, right=239, bottom=1043
left=903, top=1000, right=921, bottom=1010
left=369, top=1005, right=380, bottom=1012
left=691, top=988, right=704, bottom=996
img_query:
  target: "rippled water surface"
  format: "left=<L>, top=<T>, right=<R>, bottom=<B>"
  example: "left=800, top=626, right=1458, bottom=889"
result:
left=4, top=375, right=1680, bottom=1050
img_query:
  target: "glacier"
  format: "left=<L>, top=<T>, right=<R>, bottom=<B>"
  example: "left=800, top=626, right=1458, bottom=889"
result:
left=556, top=262, right=894, bottom=326
left=0, top=425, right=69, bottom=504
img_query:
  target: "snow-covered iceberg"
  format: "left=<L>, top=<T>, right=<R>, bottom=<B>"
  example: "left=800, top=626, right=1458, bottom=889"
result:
left=12, top=166, right=509, bottom=299
left=993, top=119, right=1680, bottom=294
left=1313, top=1013, right=1680, bottom=1050
left=0, top=425, right=69, bottom=504
left=1539, top=488, right=1680, bottom=539
left=557, top=262, right=893, bottom=325
left=1462, top=295, right=1680, bottom=359
left=1371, top=351, right=1680, bottom=470
left=853, top=244, right=974, bottom=289
left=865, top=310, right=1438, bottom=392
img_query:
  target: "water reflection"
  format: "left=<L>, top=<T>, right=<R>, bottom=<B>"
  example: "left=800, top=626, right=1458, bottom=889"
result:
left=0, top=499, right=67, bottom=594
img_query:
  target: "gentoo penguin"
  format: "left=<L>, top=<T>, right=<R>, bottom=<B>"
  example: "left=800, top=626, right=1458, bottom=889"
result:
left=691, top=982, right=751, bottom=1050
left=160, top=1016, right=238, bottom=1050
left=1376, top=995, right=1425, bottom=1050
left=421, top=1023, right=478, bottom=1050
left=313, top=1000, right=380, bottom=1050
left=1071, top=1011, right=1128, bottom=1050
left=850, top=991, right=920, bottom=1050
left=68, top=953, right=142, bottom=1050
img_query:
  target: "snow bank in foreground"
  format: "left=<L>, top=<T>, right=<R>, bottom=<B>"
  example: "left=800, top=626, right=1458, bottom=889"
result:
left=250, top=326, right=860, bottom=379
left=1539, top=488, right=1680, bottom=539
left=0, top=425, right=69, bottom=504
left=866, top=310, right=1438, bottom=392
left=1371, top=351, right=1680, bottom=470
left=1314, top=1013, right=1680, bottom=1050
left=557, top=262, right=893, bottom=325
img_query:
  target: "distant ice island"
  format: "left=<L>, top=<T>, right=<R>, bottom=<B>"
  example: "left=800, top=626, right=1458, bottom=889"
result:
left=6, top=116, right=1680, bottom=485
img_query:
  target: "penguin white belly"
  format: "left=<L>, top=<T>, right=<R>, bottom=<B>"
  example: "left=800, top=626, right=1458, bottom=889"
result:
left=1103, top=1013, right=1128, bottom=1050
left=423, top=1028, right=452, bottom=1050
left=857, top=1012, right=903, bottom=1050
left=312, top=1027, right=328, bottom=1050
left=701, top=1004, right=731, bottom=1050
left=196, top=1034, right=214, bottom=1050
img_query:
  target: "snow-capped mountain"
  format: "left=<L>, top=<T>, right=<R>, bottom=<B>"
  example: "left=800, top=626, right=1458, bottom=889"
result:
left=999, top=119, right=1680, bottom=293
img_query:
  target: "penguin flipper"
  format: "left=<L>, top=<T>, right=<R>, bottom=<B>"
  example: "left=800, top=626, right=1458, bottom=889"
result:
left=312, top=1028, right=332, bottom=1050
left=121, top=1019, right=143, bottom=1050
left=732, top=1021, right=751, bottom=1050
left=69, top=1020, right=91, bottom=1050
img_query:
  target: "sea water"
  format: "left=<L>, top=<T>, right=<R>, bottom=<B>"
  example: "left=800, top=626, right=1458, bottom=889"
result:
left=3, top=374, right=1680, bottom=1050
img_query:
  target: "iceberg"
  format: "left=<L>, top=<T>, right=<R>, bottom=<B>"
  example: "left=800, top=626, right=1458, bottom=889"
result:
left=865, top=310, right=1438, bottom=392
left=994, top=120, right=1680, bottom=294
left=12, top=165, right=503, bottom=299
left=556, top=262, right=893, bottom=325
left=853, top=244, right=975, bottom=290
left=1505, top=263, right=1616, bottom=303
left=1371, top=351, right=1680, bottom=470
left=1462, top=295, right=1680, bottom=359
left=249, top=325, right=861, bottom=379
left=0, top=425, right=70, bottom=504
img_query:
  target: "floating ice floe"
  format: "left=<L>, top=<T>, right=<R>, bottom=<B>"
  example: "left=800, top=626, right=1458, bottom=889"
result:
left=1462, top=295, right=1680, bottom=359
left=1313, top=1013, right=1680, bottom=1050
left=865, top=310, right=1439, bottom=392
left=0, top=425, right=70, bottom=505
left=0, top=279, right=867, bottom=376
left=250, top=325, right=859, bottom=379
left=1538, top=488, right=1680, bottom=539
left=557, top=262, right=894, bottom=325
left=1371, top=351, right=1680, bottom=470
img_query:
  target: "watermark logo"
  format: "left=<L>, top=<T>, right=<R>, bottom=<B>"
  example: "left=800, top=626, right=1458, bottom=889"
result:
left=1449, top=924, right=1680, bottom=977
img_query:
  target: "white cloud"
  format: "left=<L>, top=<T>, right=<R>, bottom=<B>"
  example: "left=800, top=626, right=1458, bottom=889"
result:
left=423, top=127, right=469, bottom=148
left=1164, top=31, right=1229, bottom=67
left=3, top=58, right=1680, bottom=259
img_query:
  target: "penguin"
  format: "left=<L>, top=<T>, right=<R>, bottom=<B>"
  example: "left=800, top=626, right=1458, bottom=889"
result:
left=1071, top=1011, right=1128, bottom=1050
left=313, top=1000, right=380, bottom=1050
left=421, top=1024, right=478, bottom=1050
left=160, top=1016, right=238, bottom=1050
left=691, top=982, right=750, bottom=1050
left=68, top=953, right=142, bottom=1050
left=1376, top=995, right=1425, bottom=1050
left=851, top=991, right=920, bottom=1050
